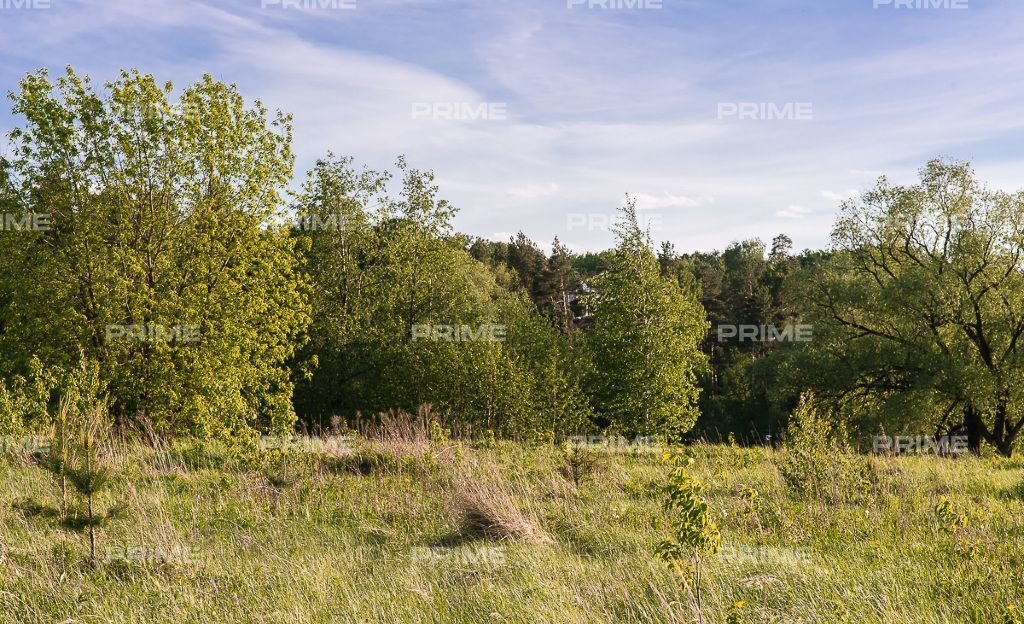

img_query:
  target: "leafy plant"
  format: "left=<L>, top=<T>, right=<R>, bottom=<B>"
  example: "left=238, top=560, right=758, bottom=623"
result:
left=726, top=600, right=746, bottom=624
left=656, top=449, right=721, bottom=624
left=935, top=496, right=968, bottom=534
left=1001, top=605, right=1023, bottom=624
left=778, top=393, right=859, bottom=500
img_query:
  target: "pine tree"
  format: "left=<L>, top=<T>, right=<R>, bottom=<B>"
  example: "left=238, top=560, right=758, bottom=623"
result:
left=63, top=404, right=119, bottom=567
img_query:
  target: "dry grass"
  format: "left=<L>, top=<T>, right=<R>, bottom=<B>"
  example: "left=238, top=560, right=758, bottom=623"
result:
left=451, top=457, right=555, bottom=545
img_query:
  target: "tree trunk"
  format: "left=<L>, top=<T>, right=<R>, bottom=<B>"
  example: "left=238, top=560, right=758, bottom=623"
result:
left=88, top=494, right=96, bottom=567
left=993, top=396, right=1015, bottom=457
left=964, top=406, right=984, bottom=456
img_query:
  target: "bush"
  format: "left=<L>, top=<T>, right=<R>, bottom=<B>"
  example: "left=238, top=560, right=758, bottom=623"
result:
left=777, top=393, right=861, bottom=500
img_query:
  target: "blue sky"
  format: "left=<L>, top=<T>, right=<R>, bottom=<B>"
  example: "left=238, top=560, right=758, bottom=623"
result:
left=1, top=0, right=1022, bottom=253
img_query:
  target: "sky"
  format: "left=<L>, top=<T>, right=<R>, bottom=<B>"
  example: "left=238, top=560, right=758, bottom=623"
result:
left=1, top=0, right=1022, bottom=254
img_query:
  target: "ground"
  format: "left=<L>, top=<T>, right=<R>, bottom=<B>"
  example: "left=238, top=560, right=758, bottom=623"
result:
left=1, top=436, right=1022, bottom=623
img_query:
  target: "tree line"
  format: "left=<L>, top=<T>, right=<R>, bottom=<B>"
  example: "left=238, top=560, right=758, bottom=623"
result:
left=2, top=68, right=1022, bottom=456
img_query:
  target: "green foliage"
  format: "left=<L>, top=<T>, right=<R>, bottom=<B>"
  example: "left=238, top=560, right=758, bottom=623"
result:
left=657, top=451, right=721, bottom=566
left=934, top=495, right=968, bottom=535
left=0, top=357, right=59, bottom=436
left=726, top=600, right=746, bottom=624
left=656, top=449, right=720, bottom=624
left=582, top=199, right=708, bottom=438
left=783, top=159, right=1024, bottom=456
left=1, top=67, right=309, bottom=443
left=1002, top=605, right=1023, bottom=624
left=558, top=441, right=603, bottom=488
left=778, top=393, right=859, bottom=499
left=293, top=156, right=590, bottom=438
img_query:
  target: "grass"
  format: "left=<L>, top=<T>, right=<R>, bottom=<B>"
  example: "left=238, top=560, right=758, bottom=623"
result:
left=1, top=436, right=1023, bottom=623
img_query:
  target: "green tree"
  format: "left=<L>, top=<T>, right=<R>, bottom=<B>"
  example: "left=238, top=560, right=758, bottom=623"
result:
left=656, top=449, right=721, bottom=624
left=582, top=198, right=708, bottom=437
left=294, top=157, right=589, bottom=438
left=536, top=237, right=583, bottom=338
left=785, top=159, right=1024, bottom=456
left=1, top=67, right=309, bottom=442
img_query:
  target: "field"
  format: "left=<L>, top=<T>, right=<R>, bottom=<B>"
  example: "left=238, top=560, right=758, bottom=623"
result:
left=1, top=432, right=1023, bottom=624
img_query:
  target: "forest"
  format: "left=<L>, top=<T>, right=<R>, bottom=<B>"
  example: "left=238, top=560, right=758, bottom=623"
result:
left=2, top=68, right=1023, bottom=458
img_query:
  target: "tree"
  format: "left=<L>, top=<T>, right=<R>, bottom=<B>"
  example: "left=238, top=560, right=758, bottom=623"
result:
left=1, top=67, right=309, bottom=442
left=582, top=198, right=708, bottom=437
left=506, top=232, right=547, bottom=301
left=536, top=237, right=583, bottom=337
left=787, top=159, right=1024, bottom=456
left=656, top=449, right=721, bottom=624
left=293, top=156, right=590, bottom=438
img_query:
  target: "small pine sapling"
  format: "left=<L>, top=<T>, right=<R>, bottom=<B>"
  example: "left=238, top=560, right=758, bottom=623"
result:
left=64, top=405, right=120, bottom=567
left=39, top=396, right=73, bottom=520
left=559, top=441, right=602, bottom=488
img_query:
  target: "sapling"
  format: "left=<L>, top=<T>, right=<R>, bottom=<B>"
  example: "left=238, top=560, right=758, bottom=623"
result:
left=64, top=405, right=119, bottom=567
left=39, top=395, right=72, bottom=520
left=656, top=449, right=720, bottom=624
left=559, top=441, right=602, bottom=488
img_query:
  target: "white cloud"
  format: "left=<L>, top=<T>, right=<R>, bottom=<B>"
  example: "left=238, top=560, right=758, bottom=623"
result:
left=633, top=192, right=703, bottom=210
left=776, top=205, right=812, bottom=219
left=506, top=183, right=560, bottom=199
left=820, top=189, right=859, bottom=202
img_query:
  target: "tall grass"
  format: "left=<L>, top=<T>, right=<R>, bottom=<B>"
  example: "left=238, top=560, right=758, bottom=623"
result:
left=0, top=427, right=1022, bottom=623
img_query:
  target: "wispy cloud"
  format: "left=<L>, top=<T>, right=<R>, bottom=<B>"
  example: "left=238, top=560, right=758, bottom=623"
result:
left=633, top=192, right=704, bottom=210
left=776, top=205, right=813, bottom=219
left=821, top=189, right=860, bottom=202
left=1, top=0, right=1022, bottom=253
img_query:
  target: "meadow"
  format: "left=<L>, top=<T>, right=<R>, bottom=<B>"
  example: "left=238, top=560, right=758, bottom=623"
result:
left=2, top=420, right=1022, bottom=624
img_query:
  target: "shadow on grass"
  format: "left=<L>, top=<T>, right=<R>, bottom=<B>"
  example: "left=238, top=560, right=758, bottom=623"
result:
left=12, top=497, right=60, bottom=519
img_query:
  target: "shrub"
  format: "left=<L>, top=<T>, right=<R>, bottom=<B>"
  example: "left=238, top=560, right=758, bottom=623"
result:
left=777, top=393, right=860, bottom=500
